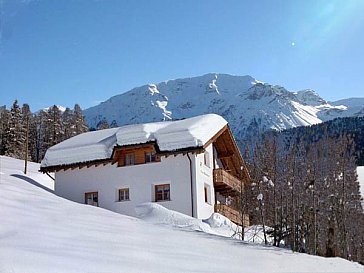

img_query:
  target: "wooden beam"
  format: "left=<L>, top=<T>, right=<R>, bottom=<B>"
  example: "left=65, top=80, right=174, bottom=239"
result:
left=218, top=152, right=234, bottom=159
left=158, top=147, right=204, bottom=157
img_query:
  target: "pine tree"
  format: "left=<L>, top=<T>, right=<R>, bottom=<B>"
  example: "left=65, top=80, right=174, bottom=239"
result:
left=97, top=118, right=109, bottom=130
left=33, top=110, right=46, bottom=162
left=62, top=107, right=74, bottom=140
left=72, top=104, right=88, bottom=135
left=47, top=105, right=63, bottom=145
left=5, top=100, right=24, bottom=159
left=110, top=120, right=118, bottom=128
left=0, top=106, right=10, bottom=155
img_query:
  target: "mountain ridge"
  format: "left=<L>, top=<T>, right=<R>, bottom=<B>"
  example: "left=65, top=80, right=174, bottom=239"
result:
left=83, top=73, right=364, bottom=140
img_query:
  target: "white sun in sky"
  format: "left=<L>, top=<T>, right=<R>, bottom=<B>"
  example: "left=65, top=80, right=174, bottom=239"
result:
left=291, top=42, right=296, bottom=46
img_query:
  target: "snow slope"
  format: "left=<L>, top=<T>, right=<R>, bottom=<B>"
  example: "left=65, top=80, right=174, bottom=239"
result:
left=0, top=156, right=362, bottom=272
left=83, top=73, right=364, bottom=140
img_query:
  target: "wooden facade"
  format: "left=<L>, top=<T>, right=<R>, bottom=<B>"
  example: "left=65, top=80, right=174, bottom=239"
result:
left=213, top=168, right=243, bottom=195
left=210, top=126, right=250, bottom=227
left=112, top=144, right=160, bottom=167
left=215, top=204, right=249, bottom=226
left=210, top=125, right=249, bottom=181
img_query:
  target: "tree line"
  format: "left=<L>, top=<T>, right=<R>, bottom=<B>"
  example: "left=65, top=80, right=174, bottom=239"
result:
left=0, top=100, right=89, bottom=163
left=240, top=131, right=364, bottom=264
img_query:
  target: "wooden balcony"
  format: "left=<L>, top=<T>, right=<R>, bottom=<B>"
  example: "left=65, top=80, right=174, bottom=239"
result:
left=214, top=204, right=249, bottom=227
left=213, top=168, right=243, bottom=195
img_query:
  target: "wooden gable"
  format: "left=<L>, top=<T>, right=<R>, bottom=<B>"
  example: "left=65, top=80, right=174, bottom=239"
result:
left=112, top=143, right=160, bottom=167
left=211, top=126, right=250, bottom=183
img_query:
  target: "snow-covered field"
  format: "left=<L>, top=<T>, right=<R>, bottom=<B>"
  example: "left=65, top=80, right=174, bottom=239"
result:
left=0, top=156, right=362, bottom=273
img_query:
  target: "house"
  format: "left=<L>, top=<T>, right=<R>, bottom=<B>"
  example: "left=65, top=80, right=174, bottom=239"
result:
left=40, top=114, right=250, bottom=226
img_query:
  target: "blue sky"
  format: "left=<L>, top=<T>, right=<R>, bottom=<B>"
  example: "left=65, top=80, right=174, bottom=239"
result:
left=0, top=0, right=363, bottom=110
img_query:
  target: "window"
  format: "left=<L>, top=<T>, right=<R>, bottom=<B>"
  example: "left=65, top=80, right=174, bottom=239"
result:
left=204, top=184, right=211, bottom=204
left=155, top=184, right=170, bottom=202
left=204, top=187, right=208, bottom=203
left=85, top=192, right=98, bottom=207
left=125, top=153, right=135, bottom=165
left=204, top=151, right=210, bottom=168
left=145, top=150, right=156, bottom=163
left=118, top=188, right=130, bottom=201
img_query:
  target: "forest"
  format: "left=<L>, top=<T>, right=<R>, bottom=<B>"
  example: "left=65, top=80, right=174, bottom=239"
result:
left=0, top=100, right=88, bottom=163
left=240, top=121, right=364, bottom=264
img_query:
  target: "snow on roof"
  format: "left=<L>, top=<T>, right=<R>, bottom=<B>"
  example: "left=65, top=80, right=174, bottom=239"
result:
left=41, top=114, right=227, bottom=168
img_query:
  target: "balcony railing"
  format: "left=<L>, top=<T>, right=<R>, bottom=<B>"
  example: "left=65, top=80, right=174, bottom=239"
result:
left=214, top=204, right=249, bottom=227
left=213, top=168, right=243, bottom=194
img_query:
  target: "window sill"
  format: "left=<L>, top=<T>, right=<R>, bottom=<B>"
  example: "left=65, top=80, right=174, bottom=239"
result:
left=116, top=200, right=131, bottom=202
left=154, top=200, right=171, bottom=203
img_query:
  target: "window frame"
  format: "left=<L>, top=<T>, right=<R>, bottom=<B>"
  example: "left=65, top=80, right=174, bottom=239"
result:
left=204, top=184, right=211, bottom=205
left=145, top=150, right=157, bottom=163
left=155, top=184, right=171, bottom=202
left=118, top=188, right=130, bottom=202
left=85, top=191, right=99, bottom=207
left=204, top=151, right=210, bottom=168
left=125, top=153, right=135, bottom=166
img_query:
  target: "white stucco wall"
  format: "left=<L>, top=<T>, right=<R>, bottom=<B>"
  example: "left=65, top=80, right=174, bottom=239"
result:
left=55, top=145, right=217, bottom=220
left=55, top=154, right=194, bottom=217
left=193, top=144, right=215, bottom=219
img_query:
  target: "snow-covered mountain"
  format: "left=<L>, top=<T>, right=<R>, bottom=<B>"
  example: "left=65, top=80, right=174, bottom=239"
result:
left=83, top=73, right=364, bottom=140
left=35, top=104, right=67, bottom=114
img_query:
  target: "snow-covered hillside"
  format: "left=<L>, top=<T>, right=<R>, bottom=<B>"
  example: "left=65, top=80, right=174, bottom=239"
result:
left=0, top=156, right=363, bottom=272
left=83, top=73, right=364, bottom=140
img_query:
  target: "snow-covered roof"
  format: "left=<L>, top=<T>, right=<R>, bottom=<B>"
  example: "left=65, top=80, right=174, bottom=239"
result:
left=41, top=114, right=227, bottom=168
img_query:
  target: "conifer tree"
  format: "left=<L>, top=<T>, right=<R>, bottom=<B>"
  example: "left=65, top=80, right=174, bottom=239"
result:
left=72, top=104, right=88, bottom=135
left=47, top=105, right=63, bottom=145
left=62, top=107, right=74, bottom=140
left=0, top=107, right=10, bottom=155
left=5, top=100, right=24, bottom=159
left=97, top=118, right=110, bottom=130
